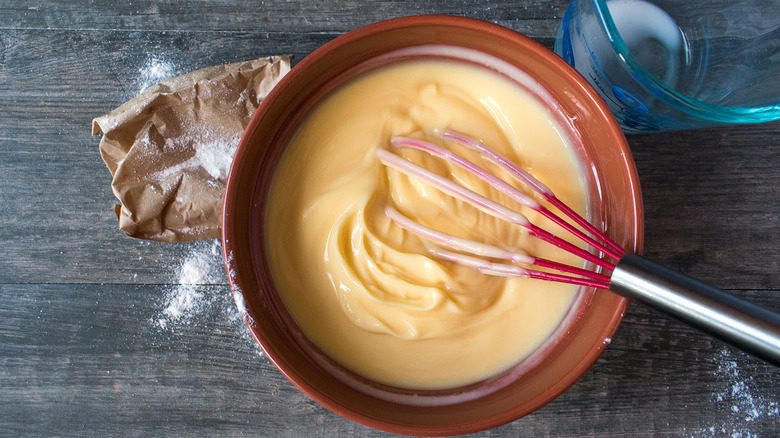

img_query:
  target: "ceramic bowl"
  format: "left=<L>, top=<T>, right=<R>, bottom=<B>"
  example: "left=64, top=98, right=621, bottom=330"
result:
left=222, top=15, right=644, bottom=436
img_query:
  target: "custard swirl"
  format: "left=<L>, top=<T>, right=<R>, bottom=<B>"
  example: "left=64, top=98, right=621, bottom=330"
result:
left=266, top=58, right=587, bottom=389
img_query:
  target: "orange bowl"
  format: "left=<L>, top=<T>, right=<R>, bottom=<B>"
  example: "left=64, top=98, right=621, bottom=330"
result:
left=222, top=15, right=644, bottom=436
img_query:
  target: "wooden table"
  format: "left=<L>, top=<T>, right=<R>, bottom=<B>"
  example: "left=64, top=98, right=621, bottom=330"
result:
left=1, top=1, right=778, bottom=436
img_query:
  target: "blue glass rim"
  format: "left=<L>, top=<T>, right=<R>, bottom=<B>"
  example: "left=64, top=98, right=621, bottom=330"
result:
left=592, top=0, right=780, bottom=124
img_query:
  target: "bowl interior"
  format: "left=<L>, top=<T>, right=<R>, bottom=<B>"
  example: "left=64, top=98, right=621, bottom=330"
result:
left=223, top=15, right=644, bottom=436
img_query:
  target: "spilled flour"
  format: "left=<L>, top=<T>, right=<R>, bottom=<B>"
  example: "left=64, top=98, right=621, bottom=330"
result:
left=137, top=56, right=177, bottom=94
left=154, top=239, right=260, bottom=355
left=157, top=239, right=222, bottom=328
left=696, top=348, right=778, bottom=437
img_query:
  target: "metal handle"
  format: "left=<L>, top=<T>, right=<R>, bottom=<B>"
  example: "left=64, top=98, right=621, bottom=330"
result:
left=609, top=253, right=780, bottom=366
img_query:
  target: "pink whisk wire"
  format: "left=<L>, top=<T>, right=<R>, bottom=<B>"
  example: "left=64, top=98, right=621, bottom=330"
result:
left=384, top=205, right=612, bottom=289
left=379, top=132, right=780, bottom=366
left=438, top=130, right=626, bottom=258
left=377, top=132, right=627, bottom=289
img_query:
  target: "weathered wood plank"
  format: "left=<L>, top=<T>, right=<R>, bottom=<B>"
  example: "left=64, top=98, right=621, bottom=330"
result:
left=2, top=29, right=780, bottom=287
left=1, top=3, right=779, bottom=436
left=0, top=0, right=566, bottom=40
left=628, top=122, right=780, bottom=288
left=0, top=29, right=328, bottom=285
left=1, top=284, right=776, bottom=436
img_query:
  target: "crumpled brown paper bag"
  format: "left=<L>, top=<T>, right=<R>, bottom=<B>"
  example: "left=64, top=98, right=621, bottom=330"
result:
left=92, top=55, right=291, bottom=242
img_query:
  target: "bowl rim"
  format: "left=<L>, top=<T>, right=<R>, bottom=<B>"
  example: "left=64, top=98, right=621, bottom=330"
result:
left=223, top=14, right=644, bottom=436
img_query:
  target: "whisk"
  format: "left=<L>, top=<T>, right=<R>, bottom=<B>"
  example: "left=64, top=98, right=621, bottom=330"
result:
left=376, top=130, right=780, bottom=367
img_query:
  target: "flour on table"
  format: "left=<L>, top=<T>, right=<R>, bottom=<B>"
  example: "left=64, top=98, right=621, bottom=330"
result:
left=156, top=239, right=222, bottom=329
left=153, top=239, right=260, bottom=355
left=696, top=348, right=779, bottom=438
left=138, top=56, right=177, bottom=94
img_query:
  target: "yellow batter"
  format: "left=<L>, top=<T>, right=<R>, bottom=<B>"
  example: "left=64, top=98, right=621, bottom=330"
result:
left=266, top=59, right=589, bottom=389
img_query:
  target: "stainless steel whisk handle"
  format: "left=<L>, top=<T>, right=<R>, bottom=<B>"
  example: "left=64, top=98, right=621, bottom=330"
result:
left=610, top=253, right=780, bottom=367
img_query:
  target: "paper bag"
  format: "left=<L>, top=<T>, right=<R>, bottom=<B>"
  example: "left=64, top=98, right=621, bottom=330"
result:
left=92, top=55, right=291, bottom=242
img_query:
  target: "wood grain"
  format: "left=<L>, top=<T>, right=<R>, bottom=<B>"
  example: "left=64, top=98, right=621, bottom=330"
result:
left=1, top=0, right=778, bottom=436
left=1, top=284, right=777, bottom=436
left=0, top=0, right=567, bottom=39
left=629, top=123, right=780, bottom=289
left=0, top=29, right=328, bottom=285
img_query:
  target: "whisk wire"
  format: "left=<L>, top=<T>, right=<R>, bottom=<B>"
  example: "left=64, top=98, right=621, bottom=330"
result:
left=380, top=132, right=780, bottom=367
left=432, top=247, right=611, bottom=289
left=377, top=133, right=625, bottom=287
left=385, top=136, right=622, bottom=263
left=440, top=130, right=627, bottom=257
left=385, top=205, right=612, bottom=286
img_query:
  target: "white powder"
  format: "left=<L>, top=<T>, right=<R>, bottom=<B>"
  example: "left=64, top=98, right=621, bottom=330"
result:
left=713, top=349, right=777, bottom=423
left=157, top=239, right=221, bottom=329
left=194, top=137, right=240, bottom=180
left=153, top=239, right=261, bottom=356
left=696, top=348, right=779, bottom=437
left=224, top=246, right=254, bottom=328
left=148, top=131, right=240, bottom=184
left=138, top=56, right=176, bottom=94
